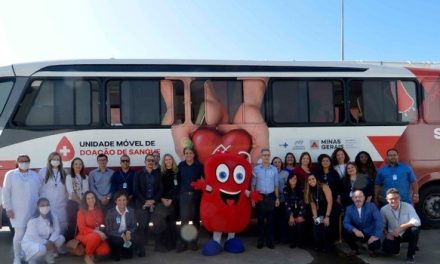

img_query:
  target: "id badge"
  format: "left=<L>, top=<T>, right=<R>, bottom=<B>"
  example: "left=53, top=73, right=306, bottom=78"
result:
left=349, top=191, right=353, bottom=197
left=116, top=217, right=121, bottom=224
left=392, top=174, right=398, bottom=181
left=123, top=182, right=127, bottom=189
left=173, top=179, right=178, bottom=186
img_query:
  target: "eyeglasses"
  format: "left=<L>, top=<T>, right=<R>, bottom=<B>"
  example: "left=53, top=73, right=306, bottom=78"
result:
left=146, top=159, right=155, bottom=162
left=120, top=160, right=130, bottom=163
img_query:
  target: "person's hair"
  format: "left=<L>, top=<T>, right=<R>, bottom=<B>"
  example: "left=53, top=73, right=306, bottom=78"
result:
left=316, top=153, right=334, bottom=175
left=97, top=153, right=108, bottom=160
left=354, top=151, right=377, bottom=181
left=145, top=154, right=154, bottom=161
left=271, top=156, right=283, bottom=170
left=260, top=148, right=270, bottom=154
left=284, top=152, right=296, bottom=167
left=15, top=154, right=31, bottom=168
left=44, top=152, right=66, bottom=184
left=183, top=147, right=194, bottom=155
left=386, top=188, right=400, bottom=196
left=70, top=157, right=86, bottom=180
left=299, top=152, right=312, bottom=168
left=113, top=190, right=129, bottom=202
left=342, top=161, right=358, bottom=185
left=120, top=154, right=130, bottom=161
left=303, top=174, right=323, bottom=204
left=33, top=197, right=54, bottom=227
left=286, top=173, right=301, bottom=194
left=386, top=148, right=399, bottom=155
left=161, top=153, right=178, bottom=174
left=331, top=148, right=350, bottom=166
left=80, top=191, right=101, bottom=211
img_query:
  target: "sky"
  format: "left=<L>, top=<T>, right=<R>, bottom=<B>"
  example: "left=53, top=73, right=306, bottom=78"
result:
left=0, top=0, right=439, bottom=66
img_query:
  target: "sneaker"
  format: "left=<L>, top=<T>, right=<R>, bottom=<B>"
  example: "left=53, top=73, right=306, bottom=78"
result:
left=407, top=255, right=415, bottom=264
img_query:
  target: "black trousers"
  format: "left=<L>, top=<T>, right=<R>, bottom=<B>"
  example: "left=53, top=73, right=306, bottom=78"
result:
left=287, top=221, right=306, bottom=247
left=383, top=227, right=419, bottom=258
left=313, top=223, right=331, bottom=251
left=343, top=231, right=381, bottom=251
left=108, top=234, right=140, bottom=260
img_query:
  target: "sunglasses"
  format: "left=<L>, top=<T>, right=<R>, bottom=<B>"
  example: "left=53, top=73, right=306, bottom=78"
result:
left=120, top=160, right=130, bottom=163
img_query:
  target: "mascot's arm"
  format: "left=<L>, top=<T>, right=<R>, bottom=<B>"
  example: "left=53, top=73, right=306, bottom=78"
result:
left=191, top=179, right=213, bottom=192
left=245, top=190, right=263, bottom=202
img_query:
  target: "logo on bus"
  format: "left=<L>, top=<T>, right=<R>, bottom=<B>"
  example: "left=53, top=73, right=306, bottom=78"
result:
left=56, top=136, right=75, bottom=162
left=310, top=140, right=320, bottom=149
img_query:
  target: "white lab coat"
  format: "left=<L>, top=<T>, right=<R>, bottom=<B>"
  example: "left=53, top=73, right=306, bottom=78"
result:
left=39, top=168, right=68, bottom=231
left=2, top=168, right=41, bottom=228
left=21, top=214, right=65, bottom=261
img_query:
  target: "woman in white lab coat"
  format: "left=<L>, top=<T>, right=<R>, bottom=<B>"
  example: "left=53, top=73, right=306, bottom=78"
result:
left=21, top=197, right=65, bottom=264
left=2, top=154, right=41, bottom=264
left=39, top=152, right=68, bottom=234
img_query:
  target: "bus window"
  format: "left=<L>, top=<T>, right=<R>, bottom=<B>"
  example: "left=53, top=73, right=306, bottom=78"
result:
left=0, top=80, right=14, bottom=116
left=422, top=80, right=440, bottom=123
left=106, top=79, right=166, bottom=126
left=349, top=80, right=417, bottom=124
left=271, top=80, right=341, bottom=124
left=172, top=81, right=185, bottom=124
left=190, top=80, right=243, bottom=125
left=13, top=79, right=93, bottom=126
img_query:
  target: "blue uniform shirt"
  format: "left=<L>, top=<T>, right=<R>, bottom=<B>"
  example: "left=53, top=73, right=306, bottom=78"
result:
left=375, top=162, right=416, bottom=203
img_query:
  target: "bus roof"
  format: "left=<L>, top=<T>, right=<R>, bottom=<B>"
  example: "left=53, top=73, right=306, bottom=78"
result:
left=3, top=59, right=440, bottom=78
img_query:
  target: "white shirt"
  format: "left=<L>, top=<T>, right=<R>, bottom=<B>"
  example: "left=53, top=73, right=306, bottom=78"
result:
left=21, top=214, right=63, bottom=261
left=334, top=164, right=347, bottom=179
left=39, top=168, right=68, bottom=228
left=2, top=168, right=41, bottom=228
left=116, top=206, right=129, bottom=233
left=65, top=174, right=89, bottom=200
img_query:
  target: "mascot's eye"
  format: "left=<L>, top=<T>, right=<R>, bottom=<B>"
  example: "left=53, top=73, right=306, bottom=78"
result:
left=216, top=163, right=229, bottom=183
left=233, top=165, right=246, bottom=184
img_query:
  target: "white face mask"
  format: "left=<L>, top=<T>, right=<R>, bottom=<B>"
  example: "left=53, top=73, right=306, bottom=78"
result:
left=39, top=206, right=50, bottom=215
left=50, top=160, right=60, bottom=167
left=18, top=162, right=30, bottom=170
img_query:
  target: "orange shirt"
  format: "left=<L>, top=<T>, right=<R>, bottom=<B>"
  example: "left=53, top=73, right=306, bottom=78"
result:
left=76, top=208, right=105, bottom=236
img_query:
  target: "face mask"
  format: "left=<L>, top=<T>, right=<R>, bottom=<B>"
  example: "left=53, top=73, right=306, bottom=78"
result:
left=39, top=206, right=50, bottom=215
left=18, top=162, right=30, bottom=170
left=50, top=160, right=60, bottom=167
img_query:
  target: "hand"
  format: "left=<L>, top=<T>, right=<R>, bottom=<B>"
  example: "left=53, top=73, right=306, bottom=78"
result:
left=191, top=179, right=207, bottom=191
left=393, top=226, right=402, bottom=236
left=413, top=195, right=419, bottom=204
left=6, top=210, right=14, bottom=219
left=353, top=229, right=364, bottom=238
left=288, top=216, right=295, bottom=226
left=323, top=216, right=330, bottom=227
left=295, top=216, right=305, bottom=224
left=101, top=197, right=109, bottom=206
left=46, top=240, right=55, bottom=251
left=368, top=236, right=379, bottom=244
left=205, top=185, right=213, bottom=192
left=386, top=233, right=395, bottom=240
left=161, top=198, right=172, bottom=207
left=248, top=191, right=263, bottom=202
left=94, top=230, right=107, bottom=240
left=275, top=198, right=280, bottom=207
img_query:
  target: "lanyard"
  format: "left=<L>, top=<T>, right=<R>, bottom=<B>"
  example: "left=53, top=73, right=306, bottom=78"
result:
left=53, top=171, right=60, bottom=187
left=392, top=203, right=402, bottom=225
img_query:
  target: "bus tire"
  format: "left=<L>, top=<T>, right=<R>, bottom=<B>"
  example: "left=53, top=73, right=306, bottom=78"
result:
left=418, top=185, right=440, bottom=228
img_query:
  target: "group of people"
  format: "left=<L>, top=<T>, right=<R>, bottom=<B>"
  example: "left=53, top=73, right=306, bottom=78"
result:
left=257, top=147, right=420, bottom=264
left=1, top=146, right=421, bottom=264
left=1, top=147, right=202, bottom=264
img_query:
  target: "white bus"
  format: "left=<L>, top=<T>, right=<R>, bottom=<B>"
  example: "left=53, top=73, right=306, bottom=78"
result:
left=0, top=59, right=439, bottom=227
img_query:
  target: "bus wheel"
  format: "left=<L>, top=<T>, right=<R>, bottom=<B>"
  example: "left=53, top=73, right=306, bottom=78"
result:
left=418, top=185, right=440, bottom=228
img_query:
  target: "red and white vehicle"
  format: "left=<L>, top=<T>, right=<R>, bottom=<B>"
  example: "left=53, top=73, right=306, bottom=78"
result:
left=0, top=60, right=439, bottom=227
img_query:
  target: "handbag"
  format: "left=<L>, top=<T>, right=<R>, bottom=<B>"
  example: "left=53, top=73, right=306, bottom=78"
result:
left=65, top=238, right=85, bottom=256
left=66, top=225, right=85, bottom=256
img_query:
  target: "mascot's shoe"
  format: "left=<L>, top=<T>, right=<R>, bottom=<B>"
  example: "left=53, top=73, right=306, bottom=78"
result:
left=202, top=240, right=223, bottom=256
left=224, top=238, right=245, bottom=253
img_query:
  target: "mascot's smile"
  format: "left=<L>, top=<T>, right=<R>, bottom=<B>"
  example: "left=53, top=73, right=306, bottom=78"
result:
left=219, top=189, right=241, bottom=206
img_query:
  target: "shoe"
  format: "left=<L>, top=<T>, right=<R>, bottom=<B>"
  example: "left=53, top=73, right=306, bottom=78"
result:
left=44, top=252, right=55, bottom=264
left=289, top=244, right=297, bottom=248
left=257, top=242, right=264, bottom=249
left=137, top=250, right=146, bottom=257
left=176, top=243, right=187, bottom=253
left=84, top=255, right=95, bottom=264
left=189, top=241, right=199, bottom=251
left=407, top=255, right=415, bottom=264
left=347, top=250, right=360, bottom=256
left=368, top=250, right=377, bottom=258
left=267, top=243, right=275, bottom=249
